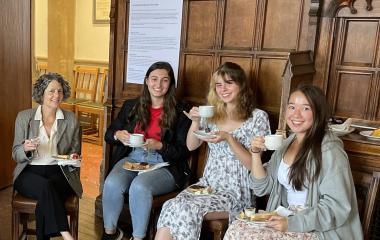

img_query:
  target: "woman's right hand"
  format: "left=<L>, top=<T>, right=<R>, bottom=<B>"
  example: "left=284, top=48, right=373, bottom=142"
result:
left=250, top=136, right=266, bottom=154
left=183, top=107, right=201, bottom=122
left=115, top=130, right=130, bottom=145
left=23, top=139, right=38, bottom=152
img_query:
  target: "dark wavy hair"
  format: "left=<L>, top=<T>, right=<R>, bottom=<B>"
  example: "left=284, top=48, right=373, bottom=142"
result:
left=32, top=72, right=71, bottom=104
left=288, top=85, right=330, bottom=191
left=207, top=62, right=256, bottom=122
left=128, top=61, right=177, bottom=130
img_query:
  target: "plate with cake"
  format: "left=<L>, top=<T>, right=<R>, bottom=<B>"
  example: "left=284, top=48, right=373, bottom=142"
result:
left=236, top=210, right=277, bottom=226
left=123, top=161, right=170, bottom=173
left=52, top=153, right=81, bottom=166
left=359, top=129, right=380, bottom=141
left=185, top=184, right=214, bottom=195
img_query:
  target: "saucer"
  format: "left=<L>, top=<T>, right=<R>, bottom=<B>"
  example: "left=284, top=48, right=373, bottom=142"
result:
left=125, top=141, right=148, bottom=148
left=193, top=130, right=217, bottom=140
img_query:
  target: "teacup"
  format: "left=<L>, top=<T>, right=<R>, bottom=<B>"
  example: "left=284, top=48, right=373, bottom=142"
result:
left=129, top=133, right=144, bottom=146
left=199, top=105, right=214, bottom=118
left=264, top=134, right=283, bottom=150
left=244, top=207, right=256, bottom=217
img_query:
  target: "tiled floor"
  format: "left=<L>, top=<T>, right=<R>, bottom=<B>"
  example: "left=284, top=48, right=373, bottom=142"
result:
left=81, top=142, right=103, bottom=198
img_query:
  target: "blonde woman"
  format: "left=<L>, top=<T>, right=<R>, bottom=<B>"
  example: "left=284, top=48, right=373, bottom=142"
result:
left=155, top=62, right=271, bottom=240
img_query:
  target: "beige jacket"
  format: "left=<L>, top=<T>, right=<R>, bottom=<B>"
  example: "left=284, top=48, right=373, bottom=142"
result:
left=12, top=108, right=83, bottom=197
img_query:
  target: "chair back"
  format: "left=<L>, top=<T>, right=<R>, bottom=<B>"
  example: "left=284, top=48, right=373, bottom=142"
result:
left=72, top=66, right=100, bottom=102
left=352, top=170, right=380, bottom=239
left=36, top=62, right=48, bottom=76
left=95, top=68, right=108, bottom=104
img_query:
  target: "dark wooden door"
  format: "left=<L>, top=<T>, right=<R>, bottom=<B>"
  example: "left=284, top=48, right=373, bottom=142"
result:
left=0, top=0, right=32, bottom=188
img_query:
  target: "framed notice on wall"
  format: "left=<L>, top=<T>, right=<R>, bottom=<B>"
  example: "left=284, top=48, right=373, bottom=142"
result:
left=93, top=0, right=110, bottom=24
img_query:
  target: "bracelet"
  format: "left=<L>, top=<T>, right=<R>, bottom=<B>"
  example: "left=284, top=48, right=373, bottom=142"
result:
left=249, top=148, right=261, bottom=154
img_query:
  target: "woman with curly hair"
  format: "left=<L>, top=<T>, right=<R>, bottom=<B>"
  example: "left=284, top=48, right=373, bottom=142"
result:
left=101, top=61, right=192, bottom=240
left=12, top=73, right=82, bottom=240
left=155, top=62, right=271, bottom=240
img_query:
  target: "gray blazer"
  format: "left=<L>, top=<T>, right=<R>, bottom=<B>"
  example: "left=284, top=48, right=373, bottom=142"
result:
left=12, top=108, right=83, bottom=197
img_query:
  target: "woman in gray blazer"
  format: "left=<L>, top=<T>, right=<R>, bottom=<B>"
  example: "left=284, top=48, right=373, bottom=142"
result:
left=12, top=73, right=82, bottom=240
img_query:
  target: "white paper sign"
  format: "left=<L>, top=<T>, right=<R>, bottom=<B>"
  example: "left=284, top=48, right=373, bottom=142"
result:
left=126, top=0, right=183, bottom=84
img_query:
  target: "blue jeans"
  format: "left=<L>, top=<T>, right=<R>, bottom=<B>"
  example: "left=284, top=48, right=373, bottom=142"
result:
left=102, top=148, right=176, bottom=238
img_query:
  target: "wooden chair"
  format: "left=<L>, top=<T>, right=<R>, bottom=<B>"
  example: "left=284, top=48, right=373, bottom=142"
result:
left=60, top=65, right=100, bottom=112
left=36, top=62, right=48, bottom=77
left=352, top=170, right=380, bottom=240
left=75, top=68, right=108, bottom=145
left=11, top=192, right=79, bottom=240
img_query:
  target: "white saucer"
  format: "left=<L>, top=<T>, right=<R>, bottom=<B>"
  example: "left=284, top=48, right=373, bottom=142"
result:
left=235, top=214, right=268, bottom=226
left=359, top=131, right=380, bottom=141
left=193, top=130, right=217, bottom=140
left=124, top=141, right=148, bottom=148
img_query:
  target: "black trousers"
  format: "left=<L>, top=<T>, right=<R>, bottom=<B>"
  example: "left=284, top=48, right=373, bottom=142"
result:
left=14, top=165, right=74, bottom=240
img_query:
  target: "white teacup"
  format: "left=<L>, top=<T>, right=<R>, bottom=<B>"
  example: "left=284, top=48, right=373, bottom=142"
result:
left=129, top=133, right=144, bottom=146
left=264, top=134, right=283, bottom=150
left=199, top=105, right=214, bottom=118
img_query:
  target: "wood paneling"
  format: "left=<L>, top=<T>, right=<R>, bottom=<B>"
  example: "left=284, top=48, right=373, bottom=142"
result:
left=332, top=72, right=373, bottom=118
left=256, top=57, right=287, bottom=112
left=222, top=0, right=256, bottom=49
left=342, top=20, right=378, bottom=67
left=327, top=17, right=380, bottom=121
left=186, top=1, right=218, bottom=49
left=262, top=0, right=304, bottom=51
left=0, top=0, right=31, bottom=188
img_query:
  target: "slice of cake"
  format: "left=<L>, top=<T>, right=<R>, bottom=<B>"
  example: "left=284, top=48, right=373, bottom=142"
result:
left=371, top=128, right=380, bottom=137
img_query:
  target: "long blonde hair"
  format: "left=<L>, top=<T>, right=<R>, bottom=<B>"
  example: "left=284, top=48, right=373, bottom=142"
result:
left=207, top=62, right=256, bottom=122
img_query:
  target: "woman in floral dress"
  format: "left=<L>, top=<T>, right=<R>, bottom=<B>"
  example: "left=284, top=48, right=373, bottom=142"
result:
left=155, top=62, right=271, bottom=240
left=224, top=85, right=362, bottom=240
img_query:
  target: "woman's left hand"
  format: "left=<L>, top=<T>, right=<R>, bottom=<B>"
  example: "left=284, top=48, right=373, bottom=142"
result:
left=266, top=215, right=288, bottom=232
left=144, top=138, right=163, bottom=151
left=204, top=131, right=231, bottom=143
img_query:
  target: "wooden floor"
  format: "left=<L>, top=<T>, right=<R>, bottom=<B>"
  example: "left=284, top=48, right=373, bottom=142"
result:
left=0, top=142, right=134, bottom=240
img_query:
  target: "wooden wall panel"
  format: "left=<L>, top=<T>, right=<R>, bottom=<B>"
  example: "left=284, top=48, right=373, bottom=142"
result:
left=0, top=0, right=31, bottom=188
left=222, top=0, right=256, bottom=49
left=342, top=20, right=378, bottom=67
left=219, top=56, right=253, bottom=79
left=181, top=54, right=214, bottom=104
left=256, top=58, right=287, bottom=112
left=186, top=1, right=217, bottom=49
left=333, top=72, right=373, bottom=118
left=262, top=0, right=304, bottom=51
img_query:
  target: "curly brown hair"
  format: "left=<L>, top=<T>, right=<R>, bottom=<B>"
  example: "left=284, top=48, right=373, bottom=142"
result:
left=32, top=73, right=71, bottom=104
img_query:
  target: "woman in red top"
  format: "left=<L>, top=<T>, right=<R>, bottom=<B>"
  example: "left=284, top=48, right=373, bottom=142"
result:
left=101, top=62, right=191, bottom=240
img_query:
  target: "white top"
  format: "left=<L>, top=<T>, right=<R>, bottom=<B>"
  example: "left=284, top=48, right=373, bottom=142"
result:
left=277, top=159, right=308, bottom=206
left=29, top=105, right=64, bottom=165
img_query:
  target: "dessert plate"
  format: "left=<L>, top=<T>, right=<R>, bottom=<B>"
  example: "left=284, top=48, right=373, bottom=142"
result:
left=235, top=213, right=268, bottom=226
left=185, top=184, right=215, bottom=196
left=123, top=161, right=169, bottom=173
left=359, top=131, right=380, bottom=141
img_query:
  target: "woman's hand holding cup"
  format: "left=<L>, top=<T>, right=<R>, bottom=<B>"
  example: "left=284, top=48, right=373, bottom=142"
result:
left=115, top=130, right=130, bottom=145
left=23, top=138, right=39, bottom=152
left=250, top=136, right=266, bottom=154
left=183, top=107, right=201, bottom=122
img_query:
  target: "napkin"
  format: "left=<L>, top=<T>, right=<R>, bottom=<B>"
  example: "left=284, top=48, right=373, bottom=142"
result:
left=330, top=118, right=352, bottom=131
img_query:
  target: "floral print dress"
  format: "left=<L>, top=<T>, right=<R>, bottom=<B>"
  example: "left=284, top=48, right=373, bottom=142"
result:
left=157, top=109, right=271, bottom=240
